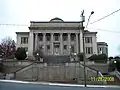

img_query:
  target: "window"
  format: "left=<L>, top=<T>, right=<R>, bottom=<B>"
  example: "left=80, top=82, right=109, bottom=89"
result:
left=46, top=34, right=51, bottom=41
left=21, top=37, right=28, bottom=44
left=64, top=45, right=67, bottom=50
left=54, top=34, right=59, bottom=41
left=71, top=34, right=75, bottom=41
left=63, top=33, right=68, bottom=41
left=39, top=35, right=43, bottom=41
left=71, top=45, right=75, bottom=52
left=47, top=45, right=50, bottom=50
left=86, top=47, right=93, bottom=54
left=85, top=37, right=92, bottom=43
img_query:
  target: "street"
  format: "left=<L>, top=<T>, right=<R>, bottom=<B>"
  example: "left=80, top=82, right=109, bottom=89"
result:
left=0, top=80, right=120, bottom=90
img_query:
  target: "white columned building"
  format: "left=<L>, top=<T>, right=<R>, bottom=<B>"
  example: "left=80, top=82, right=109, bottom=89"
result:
left=16, top=17, right=107, bottom=60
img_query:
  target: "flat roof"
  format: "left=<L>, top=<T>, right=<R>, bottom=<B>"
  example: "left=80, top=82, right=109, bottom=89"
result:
left=30, top=21, right=83, bottom=23
left=16, top=32, right=29, bottom=34
left=97, top=42, right=108, bottom=46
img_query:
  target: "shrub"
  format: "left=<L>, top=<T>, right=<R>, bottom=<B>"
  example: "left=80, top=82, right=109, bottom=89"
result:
left=108, top=56, right=113, bottom=60
left=88, top=54, right=108, bottom=63
left=114, top=56, right=120, bottom=59
left=108, top=60, right=120, bottom=72
left=88, top=54, right=98, bottom=61
left=15, top=47, right=27, bottom=60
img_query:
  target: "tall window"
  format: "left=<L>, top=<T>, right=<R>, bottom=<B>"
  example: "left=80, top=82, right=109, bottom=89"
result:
left=63, top=33, right=68, bottom=41
left=46, top=33, right=51, bottom=41
left=71, top=33, right=75, bottom=41
left=39, top=33, right=43, bottom=41
left=71, top=45, right=75, bottom=53
left=47, top=45, right=50, bottom=50
left=64, top=45, right=67, bottom=50
left=85, top=47, right=93, bottom=54
left=85, top=37, right=92, bottom=43
left=54, top=33, right=59, bottom=41
left=21, top=37, right=28, bottom=44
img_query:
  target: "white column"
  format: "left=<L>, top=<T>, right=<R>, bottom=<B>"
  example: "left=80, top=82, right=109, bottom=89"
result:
left=68, top=33, right=71, bottom=54
left=60, top=33, right=63, bottom=55
left=92, top=36, right=98, bottom=54
left=80, top=30, right=83, bottom=53
left=51, top=33, right=54, bottom=55
left=43, top=33, right=46, bottom=54
left=28, top=31, right=34, bottom=59
left=35, top=33, right=38, bottom=51
left=76, top=33, right=79, bottom=54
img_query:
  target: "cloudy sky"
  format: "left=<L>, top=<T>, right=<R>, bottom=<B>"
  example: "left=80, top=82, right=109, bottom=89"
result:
left=0, top=0, right=120, bottom=57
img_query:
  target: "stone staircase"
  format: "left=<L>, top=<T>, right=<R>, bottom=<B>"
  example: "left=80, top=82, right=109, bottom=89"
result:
left=106, top=71, right=120, bottom=85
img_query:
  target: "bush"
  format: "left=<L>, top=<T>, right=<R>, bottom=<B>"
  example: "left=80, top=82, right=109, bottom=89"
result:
left=77, top=53, right=84, bottom=61
left=88, top=54, right=108, bottom=62
left=15, top=47, right=27, bottom=60
left=114, top=56, right=120, bottom=59
left=108, top=56, right=113, bottom=60
left=88, top=54, right=98, bottom=61
left=108, top=60, right=120, bottom=72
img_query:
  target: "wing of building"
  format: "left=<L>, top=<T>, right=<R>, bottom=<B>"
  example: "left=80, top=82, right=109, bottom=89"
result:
left=16, top=17, right=108, bottom=60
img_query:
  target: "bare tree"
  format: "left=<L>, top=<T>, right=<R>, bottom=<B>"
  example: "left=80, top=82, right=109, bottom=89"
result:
left=0, top=36, right=16, bottom=59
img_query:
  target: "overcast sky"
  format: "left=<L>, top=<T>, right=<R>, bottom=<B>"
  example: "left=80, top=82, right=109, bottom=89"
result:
left=0, top=0, right=120, bottom=57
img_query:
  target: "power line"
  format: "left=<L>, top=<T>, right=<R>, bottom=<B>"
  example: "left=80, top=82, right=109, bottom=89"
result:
left=0, top=24, right=28, bottom=26
left=90, top=8, right=120, bottom=24
left=87, top=28, right=120, bottom=33
left=1, top=23, right=120, bottom=33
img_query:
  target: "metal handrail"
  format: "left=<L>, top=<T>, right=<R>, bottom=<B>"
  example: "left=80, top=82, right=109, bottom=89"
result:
left=115, top=71, right=120, bottom=80
left=13, top=62, right=35, bottom=73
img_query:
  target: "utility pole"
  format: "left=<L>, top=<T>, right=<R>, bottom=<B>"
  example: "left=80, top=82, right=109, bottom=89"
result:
left=80, top=10, right=87, bottom=87
left=80, top=10, right=94, bottom=87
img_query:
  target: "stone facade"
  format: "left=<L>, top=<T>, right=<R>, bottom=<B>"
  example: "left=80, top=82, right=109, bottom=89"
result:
left=16, top=18, right=108, bottom=59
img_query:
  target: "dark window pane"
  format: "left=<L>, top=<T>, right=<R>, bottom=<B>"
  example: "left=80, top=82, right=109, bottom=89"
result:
left=39, top=36, right=43, bottom=41
left=54, top=34, right=59, bottom=41
left=71, top=34, right=75, bottom=41
left=47, top=45, right=50, bottom=50
left=64, top=45, right=67, bottom=50
left=63, top=33, right=68, bottom=41
left=21, top=37, right=28, bottom=44
left=46, top=36, right=51, bottom=41
left=71, top=45, right=74, bottom=52
left=85, top=37, right=92, bottom=43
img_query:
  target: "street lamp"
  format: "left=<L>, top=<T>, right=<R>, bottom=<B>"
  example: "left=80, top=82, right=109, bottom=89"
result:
left=36, top=53, right=39, bottom=61
left=80, top=10, right=94, bottom=87
left=86, top=11, right=94, bottom=28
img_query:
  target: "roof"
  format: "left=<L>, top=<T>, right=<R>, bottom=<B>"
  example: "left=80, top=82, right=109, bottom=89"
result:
left=49, top=17, right=64, bottom=22
left=83, top=30, right=97, bottom=34
left=30, top=17, right=82, bottom=23
left=97, top=42, right=108, bottom=46
left=16, top=32, right=29, bottom=34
